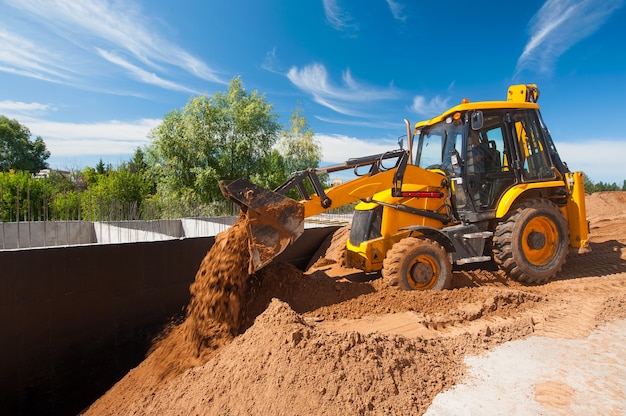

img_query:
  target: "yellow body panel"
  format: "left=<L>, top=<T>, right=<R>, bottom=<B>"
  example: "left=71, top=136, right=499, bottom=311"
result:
left=495, top=181, right=566, bottom=218
left=494, top=173, right=589, bottom=250
left=414, top=101, right=538, bottom=134
left=507, top=84, right=539, bottom=102
left=345, top=168, right=449, bottom=272
left=347, top=232, right=409, bottom=272
left=565, top=171, right=589, bottom=249
left=301, top=164, right=446, bottom=217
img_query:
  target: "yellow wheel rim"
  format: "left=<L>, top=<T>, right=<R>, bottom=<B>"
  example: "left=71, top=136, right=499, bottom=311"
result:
left=407, top=254, right=440, bottom=290
left=521, top=216, right=559, bottom=266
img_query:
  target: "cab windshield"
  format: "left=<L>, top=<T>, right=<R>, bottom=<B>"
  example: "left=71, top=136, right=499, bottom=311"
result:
left=415, top=119, right=462, bottom=171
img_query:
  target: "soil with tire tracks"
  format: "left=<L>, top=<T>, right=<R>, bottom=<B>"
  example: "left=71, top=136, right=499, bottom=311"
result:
left=83, top=191, right=626, bottom=416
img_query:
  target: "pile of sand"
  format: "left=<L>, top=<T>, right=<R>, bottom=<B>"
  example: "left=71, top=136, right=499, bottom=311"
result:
left=584, top=191, right=626, bottom=242
left=84, top=192, right=626, bottom=416
left=132, top=298, right=466, bottom=415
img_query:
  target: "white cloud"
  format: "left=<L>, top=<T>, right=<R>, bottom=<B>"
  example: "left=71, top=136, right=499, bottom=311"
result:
left=96, top=49, right=199, bottom=94
left=261, top=47, right=282, bottom=74
left=0, top=28, right=71, bottom=83
left=1, top=102, right=161, bottom=163
left=386, top=0, right=407, bottom=22
left=555, top=139, right=626, bottom=184
left=322, top=0, right=358, bottom=33
left=315, top=115, right=401, bottom=130
left=410, top=95, right=450, bottom=117
left=516, top=0, right=624, bottom=76
left=2, top=0, right=225, bottom=91
left=316, top=133, right=399, bottom=164
left=0, top=100, right=52, bottom=113
left=287, top=63, right=397, bottom=116
left=26, top=118, right=160, bottom=157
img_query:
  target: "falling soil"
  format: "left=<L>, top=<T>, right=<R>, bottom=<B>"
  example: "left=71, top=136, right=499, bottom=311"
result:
left=146, top=211, right=251, bottom=382
left=84, top=192, right=626, bottom=416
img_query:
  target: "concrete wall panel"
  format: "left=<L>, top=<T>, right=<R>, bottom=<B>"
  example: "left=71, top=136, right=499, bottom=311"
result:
left=0, top=221, right=96, bottom=249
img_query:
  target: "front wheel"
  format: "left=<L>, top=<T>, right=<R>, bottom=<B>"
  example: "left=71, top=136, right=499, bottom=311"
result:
left=382, top=238, right=452, bottom=291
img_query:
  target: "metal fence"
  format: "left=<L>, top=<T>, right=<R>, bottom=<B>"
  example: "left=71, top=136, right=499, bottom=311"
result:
left=0, top=185, right=353, bottom=249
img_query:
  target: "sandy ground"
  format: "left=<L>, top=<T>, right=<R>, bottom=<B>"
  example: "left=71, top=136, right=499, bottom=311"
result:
left=84, top=191, right=626, bottom=416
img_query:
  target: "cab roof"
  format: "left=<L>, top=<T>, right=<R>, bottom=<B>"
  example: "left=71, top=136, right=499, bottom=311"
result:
left=414, top=84, right=541, bottom=129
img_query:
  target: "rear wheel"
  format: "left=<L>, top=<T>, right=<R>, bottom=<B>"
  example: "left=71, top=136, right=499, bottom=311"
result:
left=493, top=199, right=568, bottom=284
left=382, top=238, right=452, bottom=291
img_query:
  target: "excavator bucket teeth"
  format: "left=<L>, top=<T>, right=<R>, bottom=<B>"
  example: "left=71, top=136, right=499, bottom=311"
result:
left=219, top=179, right=304, bottom=273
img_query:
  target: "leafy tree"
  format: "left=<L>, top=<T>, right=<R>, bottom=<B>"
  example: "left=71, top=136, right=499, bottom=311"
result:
left=583, top=173, right=625, bottom=194
left=0, top=116, right=50, bottom=173
left=80, top=162, right=153, bottom=221
left=129, top=147, right=148, bottom=173
left=95, top=159, right=107, bottom=175
left=583, top=173, right=594, bottom=193
left=148, top=77, right=281, bottom=205
left=277, top=103, right=322, bottom=174
left=251, top=148, right=288, bottom=191
left=272, top=103, right=326, bottom=195
left=0, top=170, right=49, bottom=221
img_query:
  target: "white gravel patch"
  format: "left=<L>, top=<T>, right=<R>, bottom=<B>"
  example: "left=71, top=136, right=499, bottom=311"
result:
left=425, top=318, right=626, bottom=416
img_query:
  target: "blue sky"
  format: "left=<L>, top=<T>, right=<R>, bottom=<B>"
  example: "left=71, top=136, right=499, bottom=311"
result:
left=1, top=0, right=625, bottom=184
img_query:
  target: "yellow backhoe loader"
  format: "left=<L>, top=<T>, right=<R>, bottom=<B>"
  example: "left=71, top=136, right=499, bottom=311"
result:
left=220, top=84, right=589, bottom=290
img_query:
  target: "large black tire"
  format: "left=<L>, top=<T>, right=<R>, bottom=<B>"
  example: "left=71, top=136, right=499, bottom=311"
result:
left=382, top=238, right=452, bottom=291
left=493, top=198, right=569, bottom=284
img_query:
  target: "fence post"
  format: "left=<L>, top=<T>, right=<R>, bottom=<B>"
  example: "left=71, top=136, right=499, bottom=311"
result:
left=16, top=183, right=20, bottom=248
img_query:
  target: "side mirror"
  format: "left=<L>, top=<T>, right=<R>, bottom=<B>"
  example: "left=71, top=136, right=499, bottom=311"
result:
left=471, top=111, right=483, bottom=130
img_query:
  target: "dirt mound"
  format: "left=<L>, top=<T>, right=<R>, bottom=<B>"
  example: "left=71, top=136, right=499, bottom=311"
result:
left=585, top=191, right=626, bottom=242
left=84, top=192, right=626, bottom=416
left=584, top=191, right=626, bottom=219
left=128, top=299, right=468, bottom=415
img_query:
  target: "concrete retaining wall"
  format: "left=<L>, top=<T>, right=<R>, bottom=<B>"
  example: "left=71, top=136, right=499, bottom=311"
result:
left=0, top=217, right=240, bottom=249
left=0, top=215, right=340, bottom=248
left=0, top=226, right=336, bottom=415
left=0, top=221, right=96, bottom=249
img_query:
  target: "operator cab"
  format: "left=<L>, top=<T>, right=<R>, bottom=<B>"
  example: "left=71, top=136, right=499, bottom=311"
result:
left=414, top=105, right=561, bottom=223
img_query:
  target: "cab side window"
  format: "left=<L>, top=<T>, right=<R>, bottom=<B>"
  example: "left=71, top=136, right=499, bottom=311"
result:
left=512, top=111, right=555, bottom=181
left=462, top=111, right=516, bottom=212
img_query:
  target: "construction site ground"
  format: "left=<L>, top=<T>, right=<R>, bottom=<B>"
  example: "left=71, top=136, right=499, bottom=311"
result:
left=84, top=191, right=626, bottom=416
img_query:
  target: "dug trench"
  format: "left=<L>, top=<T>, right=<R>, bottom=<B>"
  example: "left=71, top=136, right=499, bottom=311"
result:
left=84, top=192, right=626, bottom=415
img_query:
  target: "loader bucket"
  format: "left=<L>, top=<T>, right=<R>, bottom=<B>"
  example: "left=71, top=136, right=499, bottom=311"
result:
left=219, top=179, right=305, bottom=273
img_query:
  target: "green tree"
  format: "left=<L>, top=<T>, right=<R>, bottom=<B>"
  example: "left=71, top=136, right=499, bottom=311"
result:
left=271, top=103, right=326, bottom=195
left=0, top=170, right=50, bottom=221
left=251, top=148, right=288, bottom=191
left=583, top=173, right=626, bottom=194
left=0, top=116, right=50, bottom=173
left=277, top=103, right=322, bottom=174
left=95, top=159, right=107, bottom=175
left=148, top=77, right=281, bottom=205
left=583, top=173, right=596, bottom=193
left=80, top=163, right=153, bottom=221
left=129, top=147, right=148, bottom=173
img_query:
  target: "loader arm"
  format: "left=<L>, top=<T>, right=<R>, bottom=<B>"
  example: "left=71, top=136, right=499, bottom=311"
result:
left=219, top=148, right=422, bottom=273
left=299, top=168, right=406, bottom=217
